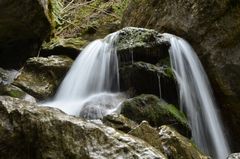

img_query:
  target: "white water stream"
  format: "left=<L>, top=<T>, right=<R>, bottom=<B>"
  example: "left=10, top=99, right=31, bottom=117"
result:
left=164, top=33, right=230, bottom=159
left=43, top=32, right=125, bottom=118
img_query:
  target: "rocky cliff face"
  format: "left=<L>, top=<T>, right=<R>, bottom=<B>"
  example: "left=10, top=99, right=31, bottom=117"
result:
left=0, top=0, right=52, bottom=68
left=122, top=0, right=240, bottom=150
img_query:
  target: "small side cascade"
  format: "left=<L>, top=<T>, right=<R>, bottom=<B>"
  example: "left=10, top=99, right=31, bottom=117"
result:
left=128, top=41, right=134, bottom=64
left=130, top=49, right=134, bottom=64
left=163, top=33, right=230, bottom=159
left=157, top=72, right=162, bottom=99
left=42, top=32, right=125, bottom=118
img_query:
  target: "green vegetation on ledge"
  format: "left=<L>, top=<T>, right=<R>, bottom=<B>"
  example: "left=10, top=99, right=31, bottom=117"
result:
left=43, top=0, right=130, bottom=50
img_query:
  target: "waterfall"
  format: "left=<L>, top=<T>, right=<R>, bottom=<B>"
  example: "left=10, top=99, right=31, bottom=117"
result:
left=43, top=32, right=125, bottom=118
left=164, top=33, right=230, bottom=159
left=157, top=73, right=162, bottom=99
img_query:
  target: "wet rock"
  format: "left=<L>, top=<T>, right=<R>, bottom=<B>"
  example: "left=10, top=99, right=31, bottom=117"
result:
left=117, top=27, right=170, bottom=64
left=0, top=67, right=18, bottom=84
left=121, top=94, right=190, bottom=137
left=119, top=61, right=178, bottom=105
left=0, top=84, right=36, bottom=103
left=0, top=96, right=167, bottom=159
left=159, top=125, right=209, bottom=159
left=0, top=0, right=51, bottom=68
left=227, top=153, right=240, bottom=159
left=103, top=114, right=138, bottom=133
left=13, top=55, right=73, bottom=100
left=128, top=121, right=209, bottom=159
left=129, top=121, right=165, bottom=153
left=122, top=0, right=240, bottom=149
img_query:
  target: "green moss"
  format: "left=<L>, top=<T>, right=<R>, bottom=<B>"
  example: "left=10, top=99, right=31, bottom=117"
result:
left=121, top=94, right=190, bottom=135
left=160, top=104, right=188, bottom=127
left=7, top=90, right=25, bottom=98
left=163, top=67, right=174, bottom=79
left=157, top=57, right=171, bottom=66
left=0, top=84, right=26, bottom=98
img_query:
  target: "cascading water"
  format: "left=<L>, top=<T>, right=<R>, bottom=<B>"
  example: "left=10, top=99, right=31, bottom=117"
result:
left=164, top=33, right=230, bottom=159
left=43, top=32, right=125, bottom=118
left=42, top=27, right=230, bottom=158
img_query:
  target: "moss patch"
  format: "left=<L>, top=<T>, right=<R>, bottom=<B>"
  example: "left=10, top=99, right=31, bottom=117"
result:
left=121, top=94, right=190, bottom=137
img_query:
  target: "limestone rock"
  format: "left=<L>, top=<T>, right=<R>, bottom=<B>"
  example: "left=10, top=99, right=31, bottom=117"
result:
left=129, top=121, right=165, bottom=153
left=0, top=96, right=167, bottom=159
left=117, top=27, right=170, bottom=64
left=121, top=94, right=190, bottom=137
left=102, top=114, right=138, bottom=133
left=13, top=55, right=73, bottom=99
left=122, top=0, right=240, bottom=149
left=159, top=125, right=210, bottom=159
left=120, top=62, right=178, bottom=105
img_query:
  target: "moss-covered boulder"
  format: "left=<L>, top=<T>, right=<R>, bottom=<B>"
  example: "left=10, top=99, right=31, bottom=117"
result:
left=159, top=125, right=210, bottom=159
left=42, top=0, right=130, bottom=52
left=122, top=0, right=240, bottom=149
left=0, top=0, right=52, bottom=68
left=102, top=114, right=138, bottom=133
left=117, top=27, right=170, bottom=64
left=121, top=94, right=190, bottom=137
left=0, top=96, right=167, bottom=159
left=13, top=55, right=73, bottom=100
left=120, top=61, right=178, bottom=105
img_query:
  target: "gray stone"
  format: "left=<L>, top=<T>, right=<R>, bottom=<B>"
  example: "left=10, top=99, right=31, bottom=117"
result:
left=102, top=114, right=138, bottom=133
left=0, top=96, right=167, bottom=159
left=117, top=27, right=170, bottom=65
left=159, top=125, right=210, bottom=159
left=13, top=55, right=73, bottom=99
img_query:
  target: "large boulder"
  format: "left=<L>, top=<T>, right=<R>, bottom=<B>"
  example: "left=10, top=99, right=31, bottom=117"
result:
left=159, top=125, right=209, bottom=159
left=117, top=27, right=170, bottom=64
left=0, top=0, right=52, bottom=68
left=120, top=94, right=190, bottom=137
left=129, top=121, right=209, bottom=159
left=0, top=96, right=167, bottom=159
left=13, top=55, right=73, bottom=100
left=122, top=0, right=240, bottom=149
